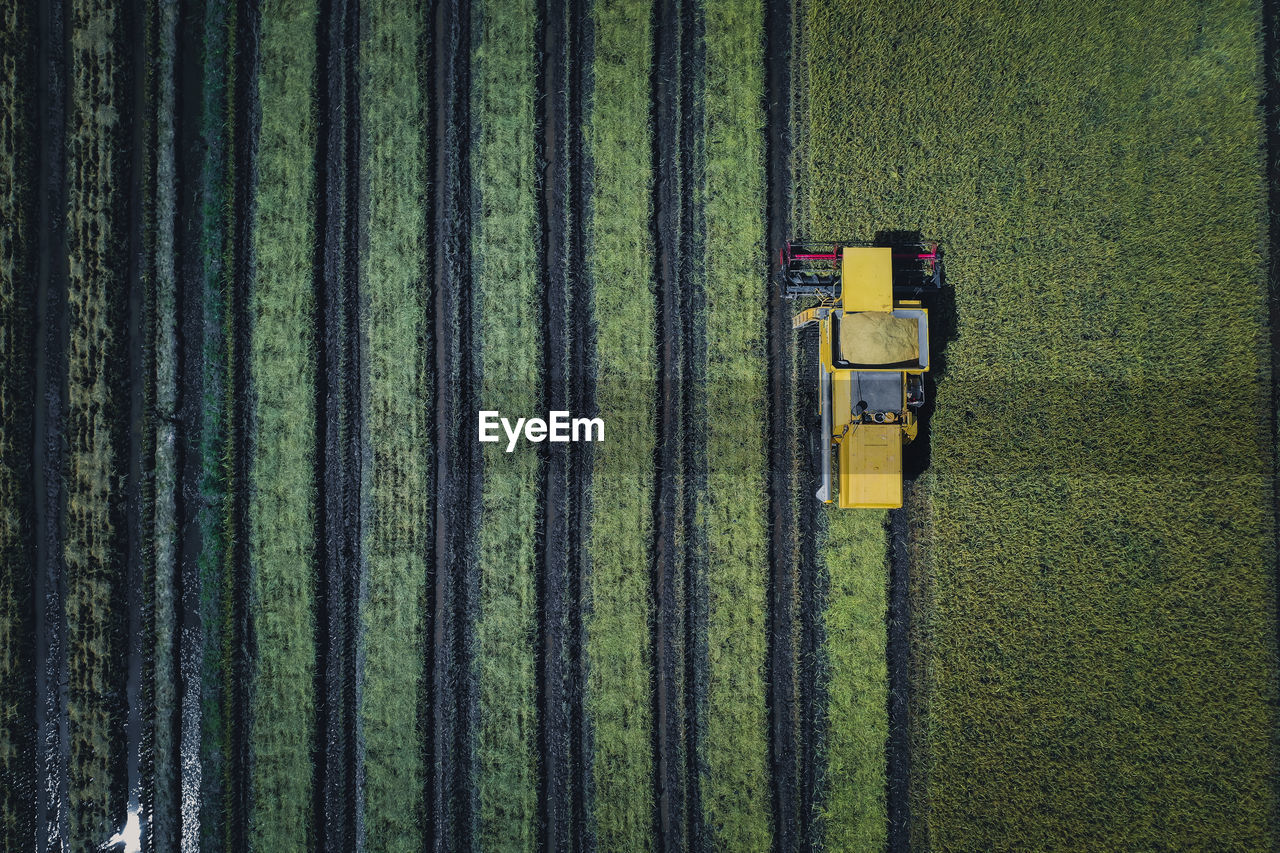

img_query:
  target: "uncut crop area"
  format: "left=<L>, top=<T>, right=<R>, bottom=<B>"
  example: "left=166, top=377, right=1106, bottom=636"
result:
left=2, top=0, right=1278, bottom=851
left=802, top=0, right=1278, bottom=849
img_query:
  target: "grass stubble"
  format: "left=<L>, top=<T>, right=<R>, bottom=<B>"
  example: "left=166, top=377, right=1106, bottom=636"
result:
left=359, top=1, right=431, bottom=849
left=66, top=0, right=130, bottom=846
left=471, top=0, right=541, bottom=847
left=586, top=0, right=656, bottom=847
left=248, top=0, right=318, bottom=848
left=701, top=0, right=772, bottom=848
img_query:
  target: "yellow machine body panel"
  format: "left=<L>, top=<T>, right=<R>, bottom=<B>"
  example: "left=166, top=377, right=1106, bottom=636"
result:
left=837, top=425, right=902, bottom=509
left=789, top=241, right=940, bottom=510
left=839, top=247, right=893, bottom=313
left=802, top=259, right=928, bottom=509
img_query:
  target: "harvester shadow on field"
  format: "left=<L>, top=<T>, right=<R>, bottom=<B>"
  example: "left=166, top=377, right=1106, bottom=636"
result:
left=871, top=229, right=956, bottom=481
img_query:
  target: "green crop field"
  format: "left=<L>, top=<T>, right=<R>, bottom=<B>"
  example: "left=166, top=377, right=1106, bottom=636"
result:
left=803, top=0, right=1277, bottom=848
left=248, top=0, right=318, bottom=847
left=702, top=0, right=770, bottom=847
left=5, top=0, right=1277, bottom=850
left=473, top=0, right=540, bottom=846
left=359, top=0, right=430, bottom=848
left=586, top=0, right=656, bottom=847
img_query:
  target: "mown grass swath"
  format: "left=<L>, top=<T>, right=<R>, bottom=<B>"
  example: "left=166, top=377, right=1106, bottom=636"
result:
left=806, top=0, right=1275, bottom=848
left=587, top=0, right=655, bottom=847
left=472, top=0, right=540, bottom=847
left=359, top=2, right=430, bottom=850
left=701, top=0, right=771, bottom=848
left=0, top=0, right=34, bottom=845
left=66, top=0, right=130, bottom=845
left=819, top=509, right=886, bottom=848
left=249, top=0, right=318, bottom=847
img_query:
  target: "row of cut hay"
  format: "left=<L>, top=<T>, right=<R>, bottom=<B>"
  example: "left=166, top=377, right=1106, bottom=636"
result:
left=701, top=0, right=771, bottom=848
left=805, top=0, right=1275, bottom=848
left=247, top=0, right=318, bottom=848
left=65, top=0, right=130, bottom=846
left=358, top=1, right=431, bottom=850
left=471, top=0, right=540, bottom=847
left=586, top=0, right=656, bottom=847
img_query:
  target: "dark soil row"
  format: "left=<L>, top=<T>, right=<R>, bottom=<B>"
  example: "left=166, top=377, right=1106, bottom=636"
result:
left=677, top=0, right=708, bottom=849
left=313, top=0, right=365, bottom=848
left=427, top=0, right=479, bottom=845
left=795, top=330, right=828, bottom=853
left=32, top=0, right=71, bottom=846
left=536, top=0, right=572, bottom=847
left=763, top=0, right=798, bottom=849
left=1, top=1, right=37, bottom=847
left=123, top=0, right=149, bottom=837
left=651, top=0, right=685, bottom=846
left=886, top=504, right=911, bottom=853
left=564, top=0, right=597, bottom=847
left=193, top=2, right=232, bottom=845
left=174, top=0, right=216, bottom=844
left=904, top=478, right=933, bottom=852
left=342, top=0, right=367, bottom=845
left=136, top=0, right=160, bottom=844
left=225, top=0, right=261, bottom=847
left=148, top=0, right=178, bottom=845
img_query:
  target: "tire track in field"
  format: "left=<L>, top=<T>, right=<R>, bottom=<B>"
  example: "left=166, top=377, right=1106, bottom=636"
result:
left=887, top=504, right=911, bottom=853
left=150, top=1, right=179, bottom=846
left=763, top=0, right=798, bottom=849
left=427, top=0, right=478, bottom=845
left=173, top=0, right=211, bottom=841
left=137, top=2, right=160, bottom=844
left=795, top=330, right=828, bottom=853
left=1264, top=0, right=1280, bottom=621
left=677, top=0, right=708, bottom=849
left=225, top=1, right=260, bottom=845
left=1, top=1, right=37, bottom=845
left=313, top=0, right=364, bottom=848
left=192, top=3, right=235, bottom=845
left=344, top=2, right=367, bottom=845
left=536, top=0, right=572, bottom=846
left=123, top=0, right=148, bottom=835
left=33, top=0, right=71, bottom=845
left=565, top=0, right=597, bottom=846
left=789, top=11, right=828, bottom=850
left=651, top=0, right=685, bottom=846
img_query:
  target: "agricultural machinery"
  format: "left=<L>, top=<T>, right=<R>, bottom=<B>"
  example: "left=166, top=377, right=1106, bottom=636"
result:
left=783, top=241, right=943, bottom=509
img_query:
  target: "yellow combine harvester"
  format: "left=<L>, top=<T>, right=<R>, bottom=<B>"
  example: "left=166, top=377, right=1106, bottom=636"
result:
left=782, top=241, right=942, bottom=509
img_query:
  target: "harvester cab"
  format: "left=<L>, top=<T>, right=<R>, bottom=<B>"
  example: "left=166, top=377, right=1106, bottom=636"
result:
left=782, top=241, right=942, bottom=509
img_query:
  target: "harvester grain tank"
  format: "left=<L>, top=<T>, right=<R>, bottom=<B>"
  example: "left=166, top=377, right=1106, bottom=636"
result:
left=782, top=241, right=942, bottom=509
